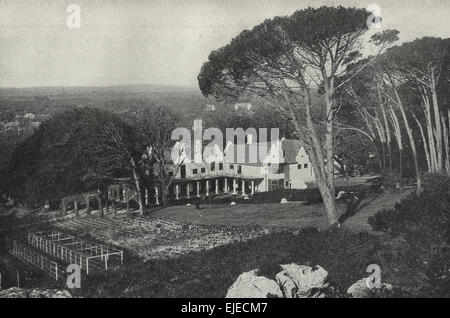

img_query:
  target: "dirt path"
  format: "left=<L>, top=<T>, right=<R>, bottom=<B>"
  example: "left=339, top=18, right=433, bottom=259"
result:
left=341, top=191, right=411, bottom=234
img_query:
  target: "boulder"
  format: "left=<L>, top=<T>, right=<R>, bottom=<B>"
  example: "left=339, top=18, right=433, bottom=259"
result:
left=347, top=278, right=393, bottom=298
left=0, top=287, right=72, bottom=298
left=275, top=264, right=329, bottom=298
left=0, top=287, right=27, bottom=298
left=280, top=198, right=288, bottom=204
left=226, top=270, right=283, bottom=298
left=230, top=202, right=236, bottom=206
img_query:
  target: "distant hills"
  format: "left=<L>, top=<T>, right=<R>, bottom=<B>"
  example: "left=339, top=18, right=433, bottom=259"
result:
left=0, top=84, right=210, bottom=126
left=0, top=84, right=200, bottom=96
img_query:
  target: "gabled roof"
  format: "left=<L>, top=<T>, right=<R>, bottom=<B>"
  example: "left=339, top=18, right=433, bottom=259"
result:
left=281, top=139, right=304, bottom=164
left=167, top=138, right=307, bottom=166
left=223, top=140, right=284, bottom=166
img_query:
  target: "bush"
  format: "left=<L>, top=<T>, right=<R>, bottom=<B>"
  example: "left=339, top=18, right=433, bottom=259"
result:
left=368, top=173, right=450, bottom=297
left=80, top=227, right=382, bottom=298
left=369, top=174, right=450, bottom=235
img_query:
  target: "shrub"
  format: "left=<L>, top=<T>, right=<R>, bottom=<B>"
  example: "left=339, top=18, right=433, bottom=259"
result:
left=368, top=173, right=450, bottom=297
left=80, top=227, right=381, bottom=298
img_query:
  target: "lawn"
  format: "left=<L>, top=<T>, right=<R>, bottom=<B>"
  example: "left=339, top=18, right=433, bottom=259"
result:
left=37, top=191, right=408, bottom=263
left=150, top=201, right=333, bottom=229
left=74, top=180, right=448, bottom=298
left=6, top=178, right=440, bottom=298
left=150, top=191, right=408, bottom=233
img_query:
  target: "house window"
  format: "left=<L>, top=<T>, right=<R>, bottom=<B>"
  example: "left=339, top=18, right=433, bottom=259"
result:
left=285, top=181, right=289, bottom=187
left=193, top=169, right=198, bottom=174
left=201, top=167, right=206, bottom=173
left=219, top=163, right=223, bottom=170
left=168, top=171, right=174, bottom=177
left=298, top=164, right=302, bottom=169
left=304, top=163, right=308, bottom=169
left=230, top=164, right=234, bottom=169
left=211, top=162, right=215, bottom=171
left=237, top=165, right=242, bottom=174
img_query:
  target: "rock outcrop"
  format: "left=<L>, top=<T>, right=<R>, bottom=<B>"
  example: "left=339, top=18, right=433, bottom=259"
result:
left=225, top=270, right=283, bottom=298
left=276, top=264, right=328, bottom=298
left=347, top=278, right=393, bottom=298
left=226, top=264, right=329, bottom=298
left=0, top=287, right=72, bottom=298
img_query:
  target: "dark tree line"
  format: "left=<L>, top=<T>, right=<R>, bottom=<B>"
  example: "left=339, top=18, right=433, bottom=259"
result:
left=5, top=105, right=180, bottom=215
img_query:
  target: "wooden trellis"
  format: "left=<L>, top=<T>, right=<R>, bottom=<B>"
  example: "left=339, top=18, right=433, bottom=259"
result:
left=28, top=231, right=124, bottom=275
left=10, top=241, right=62, bottom=281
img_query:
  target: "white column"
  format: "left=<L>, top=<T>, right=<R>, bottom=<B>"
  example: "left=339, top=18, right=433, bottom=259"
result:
left=186, top=183, right=190, bottom=198
left=233, top=179, right=237, bottom=194
left=145, top=189, right=149, bottom=205
left=251, top=180, right=255, bottom=195
left=175, top=184, right=180, bottom=200
left=242, top=180, right=246, bottom=196
left=154, top=186, right=159, bottom=205
left=215, top=179, right=219, bottom=194
left=224, top=178, right=228, bottom=193
left=206, top=180, right=210, bottom=196
left=197, top=181, right=200, bottom=197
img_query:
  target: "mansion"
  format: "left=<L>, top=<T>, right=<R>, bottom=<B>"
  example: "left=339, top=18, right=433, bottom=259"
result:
left=151, top=138, right=315, bottom=204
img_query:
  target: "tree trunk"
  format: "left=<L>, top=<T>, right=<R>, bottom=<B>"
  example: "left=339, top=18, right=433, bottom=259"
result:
left=161, top=187, right=169, bottom=207
left=97, top=194, right=104, bottom=218
left=325, top=86, right=335, bottom=200
left=85, top=196, right=91, bottom=216
left=130, top=158, right=144, bottom=216
left=380, top=141, right=386, bottom=174
left=159, top=178, right=168, bottom=207
left=389, top=106, right=403, bottom=177
left=441, top=111, right=450, bottom=174
left=374, top=143, right=383, bottom=174
left=395, top=89, right=421, bottom=194
left=379, top=100, right=392, bottom=172
left=74, top=201, right=79, bottom=218
left=423, top=95, right=438, bottom=172
left=305, top=86, right=337, bottom=225
left=112, top=200, right=117, bottom=218
left=316, top=175, right=338, bottom=224
left=430, top=70, right=443, bottom=171
left=413, top=112, right=431, bottom=172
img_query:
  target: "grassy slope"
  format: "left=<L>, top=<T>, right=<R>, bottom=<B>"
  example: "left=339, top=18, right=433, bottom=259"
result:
left=150, top=202, right=333, bottom=229
left=78, top=228, right=382, bottom=298
left=74, top=192, right=414, bottom=298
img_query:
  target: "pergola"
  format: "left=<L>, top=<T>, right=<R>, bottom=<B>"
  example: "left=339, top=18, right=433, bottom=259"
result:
left=28, top=231, right=124, bottom=275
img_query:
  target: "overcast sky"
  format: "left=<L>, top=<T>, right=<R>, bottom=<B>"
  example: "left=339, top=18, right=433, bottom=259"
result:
left=0, top=0, right=449, bottom=89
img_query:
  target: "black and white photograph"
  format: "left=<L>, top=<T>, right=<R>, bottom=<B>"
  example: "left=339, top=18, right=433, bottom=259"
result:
left=0, top=0, right=449, bottom=304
